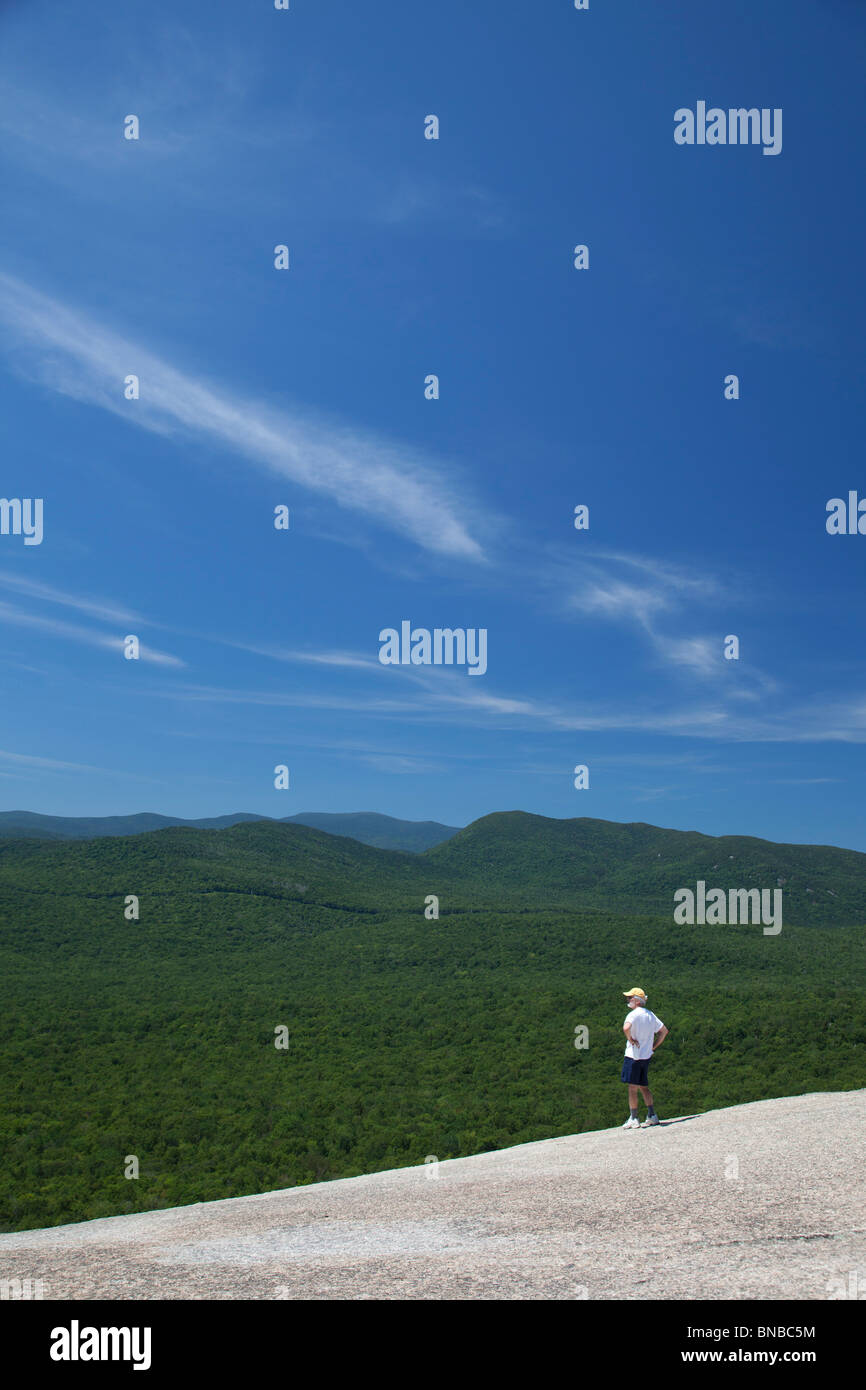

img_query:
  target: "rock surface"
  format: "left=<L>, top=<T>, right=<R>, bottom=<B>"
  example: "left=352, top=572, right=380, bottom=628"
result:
left=1, top=1090, right=863, bottom=1300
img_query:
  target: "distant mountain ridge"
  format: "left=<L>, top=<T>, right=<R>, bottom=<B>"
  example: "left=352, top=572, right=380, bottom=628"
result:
left=0, top=809, right=460, bottom=853
left=282, top=811, right=459, bottom=852
left=1, top=807, right=863, bottom=924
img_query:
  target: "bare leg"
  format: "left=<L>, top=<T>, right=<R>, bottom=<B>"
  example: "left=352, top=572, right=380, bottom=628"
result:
left=628, top=1084, right=640, bottom=1110
left=638, top=1086, right=653, bottom=1107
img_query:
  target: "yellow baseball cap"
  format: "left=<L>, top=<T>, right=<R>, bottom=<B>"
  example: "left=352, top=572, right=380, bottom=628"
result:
left=623, top=987, right=647, bottom=998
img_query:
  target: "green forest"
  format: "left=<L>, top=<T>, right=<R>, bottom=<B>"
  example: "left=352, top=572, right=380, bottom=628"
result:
left=1, top=812, right=864, bottom=1232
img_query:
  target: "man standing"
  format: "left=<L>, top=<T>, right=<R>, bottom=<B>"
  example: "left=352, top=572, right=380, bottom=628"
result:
left=620, top=987, right=668, bottom=1129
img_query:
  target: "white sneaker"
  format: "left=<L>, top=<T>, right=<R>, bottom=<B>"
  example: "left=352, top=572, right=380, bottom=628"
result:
left=641, top=1116, right=660, bottom=1127
left=621, top=1117, right=640, bottom=1128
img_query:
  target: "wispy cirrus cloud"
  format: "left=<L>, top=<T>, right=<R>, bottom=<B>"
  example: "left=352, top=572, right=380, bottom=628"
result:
left=549, top=547, right=778, bottom=689
left=0, top=27, right=304, bottom=190
left=0, top=746, right=183, bottom=785
left=0, top=272, right=486, bottom=561
left=224, top=643, right=382, bottom=671
left=562, top=550, right=722, bottom=618
left=652, top=635, right=721, bottom=678
left=0, top=278, right=762, bottom=685
left=573, top=576, right=671, bottom=627
left=550, top=550, right=722, bottom=643
left=0, top=599, right=184, bottom=667
left=140, top=658, right=866, bottom=745
left=151, top=673, right=721, bottom=734
left=770, top=777, right=841, bottom=785
left=0, top=747, right=109, bottom=774
left=0, top=569, right=141, bottom=625
left=376, top=178, right=509, bottom=234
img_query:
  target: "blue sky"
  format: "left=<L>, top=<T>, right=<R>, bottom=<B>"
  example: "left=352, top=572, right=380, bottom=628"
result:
left=0, top=0, right=865, bottom=848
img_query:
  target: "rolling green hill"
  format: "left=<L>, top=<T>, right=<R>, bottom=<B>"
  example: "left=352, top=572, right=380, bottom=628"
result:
left=0, top=813, right=863, bottom=1232
left=427, top=811, right=866, bottom=924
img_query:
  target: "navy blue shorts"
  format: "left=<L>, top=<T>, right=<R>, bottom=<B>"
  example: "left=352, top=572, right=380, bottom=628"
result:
left=621, top=1056, right=651, bottom=1086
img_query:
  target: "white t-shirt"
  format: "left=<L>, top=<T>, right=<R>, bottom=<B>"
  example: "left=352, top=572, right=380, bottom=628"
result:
left=623, top=1006, right=664, bottom=1060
